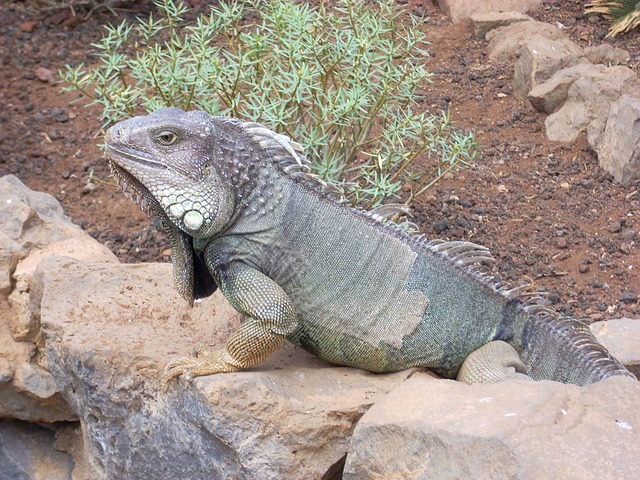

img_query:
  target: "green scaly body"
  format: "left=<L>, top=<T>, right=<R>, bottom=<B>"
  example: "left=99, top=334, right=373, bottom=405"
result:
left=105, top=108, right=633, bottom=386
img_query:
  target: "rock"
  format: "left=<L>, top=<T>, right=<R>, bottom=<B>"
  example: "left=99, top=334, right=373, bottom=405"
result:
left=468, top=11, right=531, bottom=40
left=545, top=66, right=640, bottom=143
left=35, top=256, right=413, bottom=479
left=527, top=63, right=606, bottom=114
left=592, top=318, right=640, bottom=378
left=54, top=423, right=91, bottom=480
left=19, top=20, right=37, bottom=33
left=0, top=420, right=75, bottom=479
left=0, top=175, right=86, bottom=296
left=585, top=44, right=630, bottom=65
left=3, top=179, right=640, bottom=479
left=0, top=174, right=117, bottom=424
left=9, top=236, right=117, bottom=343
left=0, top=175, right=117, bottom=423
left=13, top=362, right=58, bottom=402
left=34, top=67, right=55, bottom=83
left=512, top=34, right=585, bottom=100
left=344, top=374, right=640, bottom=479
left=608, top=221, right=622, bottom=233
left=0, top=320, right=73, bottom=423
left=595, top=95, right=640, bottom=184
left=487, top=20, right=568, bottom=64
left=437, top=0, right=543, bottom=24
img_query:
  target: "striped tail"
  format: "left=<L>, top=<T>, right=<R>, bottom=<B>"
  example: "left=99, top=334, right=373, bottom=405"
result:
left=518, top=312, right=634, bottom=385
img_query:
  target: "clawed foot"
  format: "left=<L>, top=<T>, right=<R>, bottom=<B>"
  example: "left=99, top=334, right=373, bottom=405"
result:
left=162, top=343, right=240, bottom=391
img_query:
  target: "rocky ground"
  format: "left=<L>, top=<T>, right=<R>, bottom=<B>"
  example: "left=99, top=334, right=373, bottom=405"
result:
left=1, top=0, right=639, bottom=323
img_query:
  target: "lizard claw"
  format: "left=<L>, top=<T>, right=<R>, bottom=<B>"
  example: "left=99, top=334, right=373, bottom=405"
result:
left=161, top=344, right=241, bottom=391
left=193, top=342, right=209, bottom=357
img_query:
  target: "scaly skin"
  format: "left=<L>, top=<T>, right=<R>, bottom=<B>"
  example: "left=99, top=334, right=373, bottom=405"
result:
left=104, top=108, right=635, bottom=388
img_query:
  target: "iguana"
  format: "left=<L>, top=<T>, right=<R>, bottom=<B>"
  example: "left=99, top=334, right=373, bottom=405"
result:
left=104, top=107, right=634, bottom=387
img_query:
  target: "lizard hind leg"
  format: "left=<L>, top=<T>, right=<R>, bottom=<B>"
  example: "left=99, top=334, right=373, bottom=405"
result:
left=456, top=340, right=532, bottom=384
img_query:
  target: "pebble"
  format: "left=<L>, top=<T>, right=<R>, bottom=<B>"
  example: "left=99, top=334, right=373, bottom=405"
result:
left=81, top=183, right=97, bottom=195
left=19, top=20, right=37, bottom=33
left=433, top=220, right=449, bottom=233
left=620, top=243, right=632, bottom=255
left=47, top=130, right=63, bottom=140
left=608, top=222, right=622, bottom=233
left=34, top=67, right=55, bottom=82
left=620, top=291, right=638, bottom=304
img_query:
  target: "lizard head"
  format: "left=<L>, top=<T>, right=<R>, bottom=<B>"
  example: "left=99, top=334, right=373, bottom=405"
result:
left=105, top=107, right=231, bottom=303
left=105, top=107, right=235, bottom=240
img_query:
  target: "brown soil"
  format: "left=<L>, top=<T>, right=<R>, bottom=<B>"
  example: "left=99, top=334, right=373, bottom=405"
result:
left=1, top=1, right=639, bottom=323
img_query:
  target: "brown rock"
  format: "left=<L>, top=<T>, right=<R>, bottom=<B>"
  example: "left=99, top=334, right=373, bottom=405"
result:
left=585, top=44, right=630, bottom=65
left=19, top=20, right=37, bottom=33
left=512, top=34, right=585, bottom=100
left=437, top=0, right=543, bottom=24
left=527, top=63, right=606, bottom=114
left=34, top=67, right=55, bottom=83
left=36, top=256, right=414, bottom=479
left=591, top=318, right=640, bottom=378
left=468, top=11, right=531, bottom=40
left=545, top=67, right=640, bottom=143
left=595, top=95, right=640, bottom=184
left=344, top=375, right=640, bottom=479
left=487, top=20, right=568, bottom=64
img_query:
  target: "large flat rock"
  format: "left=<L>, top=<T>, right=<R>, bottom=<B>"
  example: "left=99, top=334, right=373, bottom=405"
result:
left=438, top=0, right=543, bottom=24
left=37, top=256, right=413, bottom=479
left=345, top=374, right=640, bottom=479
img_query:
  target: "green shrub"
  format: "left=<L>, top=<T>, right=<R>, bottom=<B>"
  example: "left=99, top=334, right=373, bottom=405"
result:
left=585, top=1, right=640, bottom=37
left=61, top=0, right=476, bottom=208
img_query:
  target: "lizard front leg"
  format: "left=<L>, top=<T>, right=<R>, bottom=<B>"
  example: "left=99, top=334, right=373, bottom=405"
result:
left=164, top=262, right=298, bottom=387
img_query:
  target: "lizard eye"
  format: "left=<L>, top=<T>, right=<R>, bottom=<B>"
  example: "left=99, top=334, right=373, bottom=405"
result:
left=155, top=130, right=179, bottom=146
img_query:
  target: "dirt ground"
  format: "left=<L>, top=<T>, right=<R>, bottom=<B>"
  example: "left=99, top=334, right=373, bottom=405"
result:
left=1, top=0, right=639, bottom=323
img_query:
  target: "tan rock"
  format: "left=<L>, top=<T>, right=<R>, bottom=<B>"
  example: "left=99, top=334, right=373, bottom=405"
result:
left=36, top=256, right=414, bottom=479
left=0, top=174, right=85, bottom=295
left=512, top=34, right=585, bottom=100
left=585, top=44, right=631, bottom=65
left=545, top=66, right=640, bottom=143
left=437, top=0, right=543, bottom=24
left=468, top=11, right=531, bottom=40
left=487, top=20, right=567, bottom=64
left=8, top=236, right=118, bottom=342
left=527, top=63, right=606, bottom=114
left=593, top=95, right=640, bottom=184
left=0, top=175, right=114, bottom=424
left=344, top=375, right=640, bottom=480
left=592, top=317, right=640, bottom=377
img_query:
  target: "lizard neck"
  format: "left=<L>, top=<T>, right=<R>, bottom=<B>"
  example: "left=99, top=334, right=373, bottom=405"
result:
left=222, top=163, right=293, bottom=237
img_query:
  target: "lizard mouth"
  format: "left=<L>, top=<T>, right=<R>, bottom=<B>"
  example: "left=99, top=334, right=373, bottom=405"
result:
left=105, top=143, right=167, bottom=169
left=105, top=142, right=170, bottom=219
left=107, top=156, right=161, bottom=219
